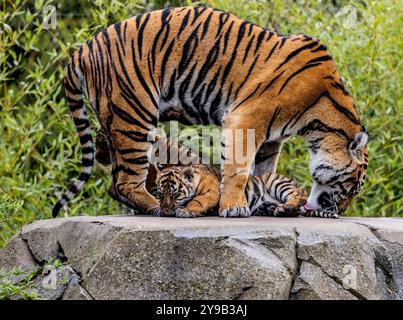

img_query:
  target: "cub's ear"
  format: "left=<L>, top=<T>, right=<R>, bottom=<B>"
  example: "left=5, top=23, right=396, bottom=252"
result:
left=350, top=131, right=368, bottom=164
left=182, top=167, right=194, bottom=182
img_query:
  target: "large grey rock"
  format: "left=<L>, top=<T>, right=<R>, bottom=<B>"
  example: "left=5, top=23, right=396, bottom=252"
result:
left=0, top=236, right=37, bottom=273
left=32, top=265, right=79, bottom=300
left=295, top=222, right=395, bottom=299
left=0, top=216, right=402, bottom=300
left=291, top=262, right=358, bottom=300
left=348, top=218, right=403, bottom=299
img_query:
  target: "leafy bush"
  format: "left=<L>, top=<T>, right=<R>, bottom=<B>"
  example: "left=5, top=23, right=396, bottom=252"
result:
left=0, top=0, right=401, bottom=247
left=0, top=267, right=41, bottom=300
left=0, top=258, right=64, bottom=300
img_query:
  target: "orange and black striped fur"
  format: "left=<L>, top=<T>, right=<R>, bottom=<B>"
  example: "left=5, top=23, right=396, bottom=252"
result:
left=95, top=130, right=308, bottom=217
left=94, top=131, right=201, bottom=212
left=97, top=132, right=336, bottom=218
left=153, top=164, right=307, bottom=218
left=95, top=130, right=333, bottom=218
left=53, top=6, right=368, bottom=218
left=153, top=164, right=221, bottom=217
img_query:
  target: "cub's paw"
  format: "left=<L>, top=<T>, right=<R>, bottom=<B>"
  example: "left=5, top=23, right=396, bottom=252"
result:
left=254, top=202, right=277, bottom=216
left=152, top=207, right=163, bottom=217
left=153, top=207, right=176, bottom=217
left=255, top=202, right=300, bottom=217
left=175, top=208, right=198, bottom=218
left=274, top=204, right=300, bottom=217
left=219, top=205, right=251, bottom=218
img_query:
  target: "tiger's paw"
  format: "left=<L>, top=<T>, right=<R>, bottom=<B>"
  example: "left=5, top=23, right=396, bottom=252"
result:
left=219, top=205, right=251, bottom=218
left=175, top=208, right=198, bottom=218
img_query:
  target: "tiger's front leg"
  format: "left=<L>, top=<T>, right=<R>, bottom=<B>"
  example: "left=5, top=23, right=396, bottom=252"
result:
left=219, top=108, right=266, bottom=218
left=253, top=140, right=283, bottom=175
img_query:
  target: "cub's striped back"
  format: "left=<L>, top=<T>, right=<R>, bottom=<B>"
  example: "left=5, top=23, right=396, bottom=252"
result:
left=247, top=172, right=307, bottom=217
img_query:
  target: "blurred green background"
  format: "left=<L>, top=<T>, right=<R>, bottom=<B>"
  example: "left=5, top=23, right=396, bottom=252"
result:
left=0, top=0, right=402, bottom=247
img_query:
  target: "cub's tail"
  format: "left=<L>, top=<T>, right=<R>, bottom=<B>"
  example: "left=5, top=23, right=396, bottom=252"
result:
left=52, top=56, right=94, bottom=217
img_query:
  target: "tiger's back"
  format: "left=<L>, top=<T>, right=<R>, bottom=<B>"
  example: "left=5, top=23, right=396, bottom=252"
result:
left=77, top=6, right=340, bottom=126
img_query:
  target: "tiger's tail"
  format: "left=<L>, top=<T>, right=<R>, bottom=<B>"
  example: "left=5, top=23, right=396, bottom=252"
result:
left=52, top=56, right=94, bottom=217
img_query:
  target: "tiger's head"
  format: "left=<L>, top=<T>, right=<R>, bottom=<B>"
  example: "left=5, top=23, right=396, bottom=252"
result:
left=154, top=165, right=199, bottom=216
left=304, top=128, right=368, bottom=215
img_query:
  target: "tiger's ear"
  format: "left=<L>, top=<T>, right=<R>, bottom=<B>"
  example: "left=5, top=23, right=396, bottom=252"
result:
left=350, top=131, right=368, bottom=164
left=182, top=167, right=194, bottom=182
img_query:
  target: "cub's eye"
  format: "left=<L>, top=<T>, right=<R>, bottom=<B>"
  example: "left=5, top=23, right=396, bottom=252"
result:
left=173, top=193, right=181, bottom=200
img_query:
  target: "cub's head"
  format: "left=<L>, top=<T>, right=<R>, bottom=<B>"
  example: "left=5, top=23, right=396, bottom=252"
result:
left=305, top=129, right=368, bottom=215
left=154, top=165, right=199, bottom=216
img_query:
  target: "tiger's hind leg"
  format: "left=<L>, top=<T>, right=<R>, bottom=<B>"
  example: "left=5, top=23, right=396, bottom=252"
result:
left=95, top=128, right=112, bottom=166
left=110, top=130, right=160, bottom=214
left=106, top=96, right=160, bottom=215
left=92, top=123, right=144, bottom=211
left=94, top=126, right=158, bottom=212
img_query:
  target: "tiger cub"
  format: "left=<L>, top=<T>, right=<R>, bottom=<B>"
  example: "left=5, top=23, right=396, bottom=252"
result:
left=153, top=164, right=221, bottom=218
left=153, top=164, right=308, bottom=218
left=95, top=130, right=307, bottom=217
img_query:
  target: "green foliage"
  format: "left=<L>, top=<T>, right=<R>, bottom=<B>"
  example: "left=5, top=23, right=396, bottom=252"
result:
left=0, top=267, right=41, bottom=300
left=0, top=194, right=24, bottom=246
left=0, top=0, right=401, bottom=247
left=44, top=257, right=63, bottom=269
left=0, top=258, right=64, bottom=299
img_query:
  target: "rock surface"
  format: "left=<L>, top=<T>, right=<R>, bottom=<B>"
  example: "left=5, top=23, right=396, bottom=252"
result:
left=0, top=216, right=402, bottom=300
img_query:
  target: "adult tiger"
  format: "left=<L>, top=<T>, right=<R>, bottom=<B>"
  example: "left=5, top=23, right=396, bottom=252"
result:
left=53, top=6, right=368, bottom=218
